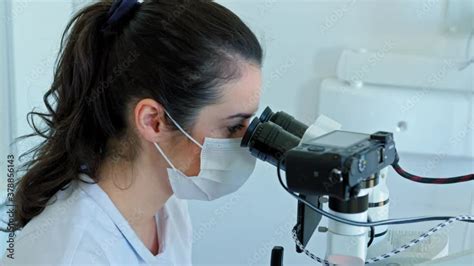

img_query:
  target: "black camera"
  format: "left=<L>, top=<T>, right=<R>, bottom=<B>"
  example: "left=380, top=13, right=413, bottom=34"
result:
left=285, top=130, right=397, bottom=200
left=241, top=107, right=398, bottom=200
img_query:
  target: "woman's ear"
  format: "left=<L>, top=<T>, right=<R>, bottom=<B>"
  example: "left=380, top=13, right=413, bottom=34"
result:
left=133, top=98, right=168, bottom=143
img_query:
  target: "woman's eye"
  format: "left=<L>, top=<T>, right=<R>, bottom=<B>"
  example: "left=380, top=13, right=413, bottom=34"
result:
left=227, top=124, right=245, bottom=134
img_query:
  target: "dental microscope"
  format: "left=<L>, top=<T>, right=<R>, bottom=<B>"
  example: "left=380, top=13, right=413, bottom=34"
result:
left=240, top=107, right=474, bottom=266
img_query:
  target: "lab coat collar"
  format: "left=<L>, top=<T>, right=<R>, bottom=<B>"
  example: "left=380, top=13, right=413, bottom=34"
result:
left=77, top=173, right=172, bottom=264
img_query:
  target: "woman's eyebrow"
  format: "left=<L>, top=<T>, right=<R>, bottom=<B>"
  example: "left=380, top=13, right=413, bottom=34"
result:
left=226, top=113, right=254, bottom=120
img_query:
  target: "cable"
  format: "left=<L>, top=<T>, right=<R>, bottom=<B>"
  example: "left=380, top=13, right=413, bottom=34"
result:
left=367, top=217, right=374, bottom=247
left=365, top=216, right=462, bottom=264
left=276, top=159, right=474, bottom=227
left=292, top=215, right=470, bottom=265
left=465, top=29, right=473, bottom=59
left=292, top=224, right=332, bottom=266
left=459, top=29, right=474, bottom=71
left=392, top=163, right=474, bottom=184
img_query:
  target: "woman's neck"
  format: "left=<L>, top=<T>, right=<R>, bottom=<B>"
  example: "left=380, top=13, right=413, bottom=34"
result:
left=96, top=154, right=172, bottom=254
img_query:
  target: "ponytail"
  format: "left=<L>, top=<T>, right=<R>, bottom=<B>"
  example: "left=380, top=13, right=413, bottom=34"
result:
left=13, top=2, right=116, bottom=229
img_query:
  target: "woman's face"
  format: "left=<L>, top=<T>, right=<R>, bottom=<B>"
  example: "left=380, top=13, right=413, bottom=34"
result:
left=145, top=62, right=262, bottom=177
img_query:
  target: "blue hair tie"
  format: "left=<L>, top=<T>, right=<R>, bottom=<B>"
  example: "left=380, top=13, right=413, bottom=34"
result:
left=101, top=0, right=140, bottom=33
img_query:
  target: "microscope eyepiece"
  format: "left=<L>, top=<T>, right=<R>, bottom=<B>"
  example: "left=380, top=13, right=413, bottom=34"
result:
left=258, top=107, right=309, bottom=138
left=241, top=117, right=301, bottom=169
left=241, top=117, right=261, bottom=148
left=259, top=106, right=274, bottom=123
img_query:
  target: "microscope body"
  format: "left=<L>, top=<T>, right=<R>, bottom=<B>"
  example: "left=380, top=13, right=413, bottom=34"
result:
left=242, top=107, right=470, bottom=265
left=325, top=168, right=390, bottom=265
left=241, top=107, right=398, bottom=265
left=284, top=130, right=395, bottom=265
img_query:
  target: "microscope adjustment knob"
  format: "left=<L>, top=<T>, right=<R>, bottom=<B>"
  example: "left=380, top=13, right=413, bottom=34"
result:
left=329, top=169, right=343, bottom=184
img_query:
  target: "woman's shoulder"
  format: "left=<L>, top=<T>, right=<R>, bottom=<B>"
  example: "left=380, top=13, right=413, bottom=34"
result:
left=2, top=220, right=110, bottom=265
left=2, top=180, right=113, bottom=265
left=15, top=179, right=102, bottom=239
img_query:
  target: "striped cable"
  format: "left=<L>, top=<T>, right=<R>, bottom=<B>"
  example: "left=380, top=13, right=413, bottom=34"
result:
left=292, top=215, right=474, bottom=265
left=392, top=163, right=473, bottom=184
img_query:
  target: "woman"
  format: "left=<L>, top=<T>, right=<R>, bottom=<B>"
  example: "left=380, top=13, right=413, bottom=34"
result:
left=3, top=0, right=262, bottom=264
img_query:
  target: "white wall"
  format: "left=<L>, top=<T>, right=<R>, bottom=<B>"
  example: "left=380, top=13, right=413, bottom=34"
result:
left=1, top=0, right=472, bottom=265
left=11, top=1, right=72, bottom=159
left=0, top=0, right=13, bottom=256
left=0, top=0, right=11, bottom=201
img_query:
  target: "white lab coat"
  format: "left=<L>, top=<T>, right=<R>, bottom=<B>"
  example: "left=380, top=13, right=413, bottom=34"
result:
left=1, top=173, right=193, bottom=265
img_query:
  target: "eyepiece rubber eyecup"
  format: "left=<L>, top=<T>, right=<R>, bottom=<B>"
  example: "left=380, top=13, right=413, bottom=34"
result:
left=241, top=118, right=261, bottom=147
left=259, top=106, right=274, bottom=122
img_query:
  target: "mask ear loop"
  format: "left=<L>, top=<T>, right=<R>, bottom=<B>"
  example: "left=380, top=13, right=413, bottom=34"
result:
left=154, top=142, right=178, bottom=170
left=163, top=110, right=203, bottom=149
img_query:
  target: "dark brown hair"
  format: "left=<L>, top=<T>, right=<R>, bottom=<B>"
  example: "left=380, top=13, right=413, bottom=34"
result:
left=13, top=0, right=262, bottom=229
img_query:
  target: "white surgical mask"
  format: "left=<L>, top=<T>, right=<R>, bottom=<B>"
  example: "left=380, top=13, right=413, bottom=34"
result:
left=153, top=110, right=257, bottom=201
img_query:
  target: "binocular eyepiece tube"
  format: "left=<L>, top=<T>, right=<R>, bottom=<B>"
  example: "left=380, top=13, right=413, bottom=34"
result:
left=241, top=107, right=309, bottom=170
